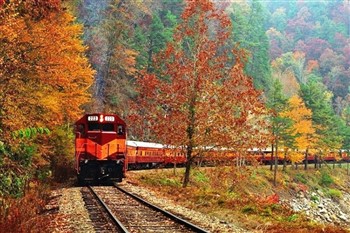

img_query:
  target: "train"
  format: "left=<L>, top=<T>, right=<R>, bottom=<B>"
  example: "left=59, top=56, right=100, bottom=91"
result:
left=75, top=113, right=350, bottom=184
left=74, top=113, right=186, bottom=184
left=75, top=113, right=127, bottom=184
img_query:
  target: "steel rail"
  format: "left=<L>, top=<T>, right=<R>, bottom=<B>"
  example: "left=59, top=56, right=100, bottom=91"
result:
left=88, top=186, right=130, bottom=233
left=114, top=184, right=209, bottom=233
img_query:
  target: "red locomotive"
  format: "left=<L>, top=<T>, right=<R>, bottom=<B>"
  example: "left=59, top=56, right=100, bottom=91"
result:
left=74, top=113, right=127, bottom=184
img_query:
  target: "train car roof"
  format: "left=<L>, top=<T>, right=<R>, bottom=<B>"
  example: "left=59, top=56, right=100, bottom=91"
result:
left=127, top=140, right=165, bottom=149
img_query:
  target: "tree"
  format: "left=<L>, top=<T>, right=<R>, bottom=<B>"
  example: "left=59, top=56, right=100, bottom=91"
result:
left=271, top=55, right=300, bottom=97
left=269, top=7, right=287, bottom=32
left=130, top=0, right=269, bottom=187
left=0, top=0, right=93, bottom=143
left=281, top=95, right=315, bottom=170
left=266, top=79, right=291, bottom=185
left=0, top=0, right=93, bottom=196
left=78, top=0, right=149, bottom=113
left=286, top=6, right=314, bottom=42
left=230, top=0, right=272, bottom=91
left=133, top=11, right=177, bottom=74
left=299, top=80, right=343, bottom=162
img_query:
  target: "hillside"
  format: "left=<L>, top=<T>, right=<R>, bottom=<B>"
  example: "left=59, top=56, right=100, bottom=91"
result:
left=1, top=1, right=350, bottom=232
left=126, top=165, right=350, bottom=232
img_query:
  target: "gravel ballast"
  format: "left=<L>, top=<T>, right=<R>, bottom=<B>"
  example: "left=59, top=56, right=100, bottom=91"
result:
left=47, top=183, right=248, bottom=233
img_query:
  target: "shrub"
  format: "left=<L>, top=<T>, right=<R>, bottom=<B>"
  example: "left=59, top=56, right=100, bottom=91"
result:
left=294, top=173, right=307, bottom=184
left=0, top=185, right=51, bottom=233
left=286, top=214, right=299, bottom=222
left=242, top=205, right=256, bottom=214
left=159, top=178, right=181, bottom=187
left=319, top=172, right=334, bottom=187
left=193, top=170, right=209, bottom=183
left=310, top=194, right=319, bottom=202
left=49, top=127, right=75, bottom=182
left=326, top=188, right=342, bottom=199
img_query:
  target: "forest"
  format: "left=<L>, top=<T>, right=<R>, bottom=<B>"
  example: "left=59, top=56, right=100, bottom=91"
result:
left=0, top=0, right=350, bottom=201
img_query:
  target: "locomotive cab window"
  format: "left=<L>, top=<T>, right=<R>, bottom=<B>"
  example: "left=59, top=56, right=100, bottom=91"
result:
left=117, top=125, right=124, bottom=135
left=87, top=123, right=115, bottom=132
left=102, top=123, right=114, bottom=132
left=75, top=124, right=85, bottom=137
left=88, top=123, right=99, bottom=131
left=76, top=124, right=85, bottom=133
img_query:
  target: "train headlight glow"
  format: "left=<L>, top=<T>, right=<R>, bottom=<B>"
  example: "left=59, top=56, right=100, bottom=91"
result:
left=87, top=116, right=98, bottom=121
left=105, top=116, right=115, bottom=122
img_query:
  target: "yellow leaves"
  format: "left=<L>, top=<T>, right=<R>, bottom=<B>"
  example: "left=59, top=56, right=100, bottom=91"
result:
left=282, top=95, right=312, bottom=119
left=288, top=151, right=304, bottom=164
left=281, top=95, right=316, bottom=150
left=0, top=1, right=93, bottom=143
left=113, top=45, right=138, bottom=76
left=293, top=51, right=305, bottom=60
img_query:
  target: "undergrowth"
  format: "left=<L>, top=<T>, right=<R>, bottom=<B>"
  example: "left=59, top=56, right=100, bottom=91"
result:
left=0, top=181, right=51, bottom=233
left=129, top=165, right=350, bottom=232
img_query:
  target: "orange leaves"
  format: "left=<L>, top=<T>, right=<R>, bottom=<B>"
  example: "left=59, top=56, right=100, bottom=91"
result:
left=0, top=1, right=93, bottom=143
left=257, top=193, right=280, bottom=206
left=306, top=60, right=319, bottom=74
left=131, top=0, right=269, bottom=154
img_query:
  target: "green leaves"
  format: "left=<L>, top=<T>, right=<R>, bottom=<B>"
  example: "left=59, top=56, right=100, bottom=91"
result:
left=12, top=127, right=50, bottom=139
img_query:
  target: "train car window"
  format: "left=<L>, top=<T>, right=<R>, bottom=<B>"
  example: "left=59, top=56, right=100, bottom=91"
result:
left=76, top=124, right=85, bottom=133
left=117, top=125, right=124, bottom=135
left=75, top=124, right=85, bottom=137
left=102, top=123, right=114, bottom=132
left=88, top=123, right=99, bottom=131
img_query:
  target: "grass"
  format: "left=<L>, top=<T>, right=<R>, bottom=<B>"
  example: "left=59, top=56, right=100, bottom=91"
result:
left=127, top=165, right=350, bottom=232
left=326, top=188, right=342, bottom=199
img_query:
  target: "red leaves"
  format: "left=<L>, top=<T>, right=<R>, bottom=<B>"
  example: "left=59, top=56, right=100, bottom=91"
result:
left=130, top=0, right=269, bottom=155
left=255, top=193, right=280, bottom=206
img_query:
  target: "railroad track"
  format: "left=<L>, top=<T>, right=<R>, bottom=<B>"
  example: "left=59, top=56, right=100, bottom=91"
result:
left=82, top=185, right=209, bottom=233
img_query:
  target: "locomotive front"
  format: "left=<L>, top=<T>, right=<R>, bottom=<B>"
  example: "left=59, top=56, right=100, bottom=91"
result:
left=75, top=113, right=126, bottom=184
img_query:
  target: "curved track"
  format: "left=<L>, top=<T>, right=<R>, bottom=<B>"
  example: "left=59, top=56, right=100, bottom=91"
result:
left=83, top=185, right=209, bottom=233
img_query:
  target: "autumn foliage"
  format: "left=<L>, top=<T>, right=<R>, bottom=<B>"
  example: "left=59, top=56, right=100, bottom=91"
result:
left=0, top=0, right=93, bottom=142
left=130, top=0, right=269, bottom=187
left=0, top=0, right=93, bottom=198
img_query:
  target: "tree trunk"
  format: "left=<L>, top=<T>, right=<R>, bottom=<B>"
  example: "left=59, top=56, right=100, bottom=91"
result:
left=183, top=157, right=192, bottom=187
left=282, top=150, right=287, bottom=171
left=273, top=140, right=278, bottom=186
left=314, top=154, right=317, bottom=169
left=270, top=143, right=274, bottom=171
left=173, top=162, right=177, bottom=175
left=304, top=148, right=308, bottom=170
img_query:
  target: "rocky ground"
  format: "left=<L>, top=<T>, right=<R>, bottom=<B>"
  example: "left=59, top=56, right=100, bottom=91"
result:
left=281, top=189, right=350, bottom=228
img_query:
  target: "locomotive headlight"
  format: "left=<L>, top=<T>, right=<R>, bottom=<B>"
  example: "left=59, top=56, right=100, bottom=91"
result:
left=88, top=116, right=98, bottom=121
left=99, top=114, right=104, bottom=122
left=105, top=116, right=115, bottom=122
